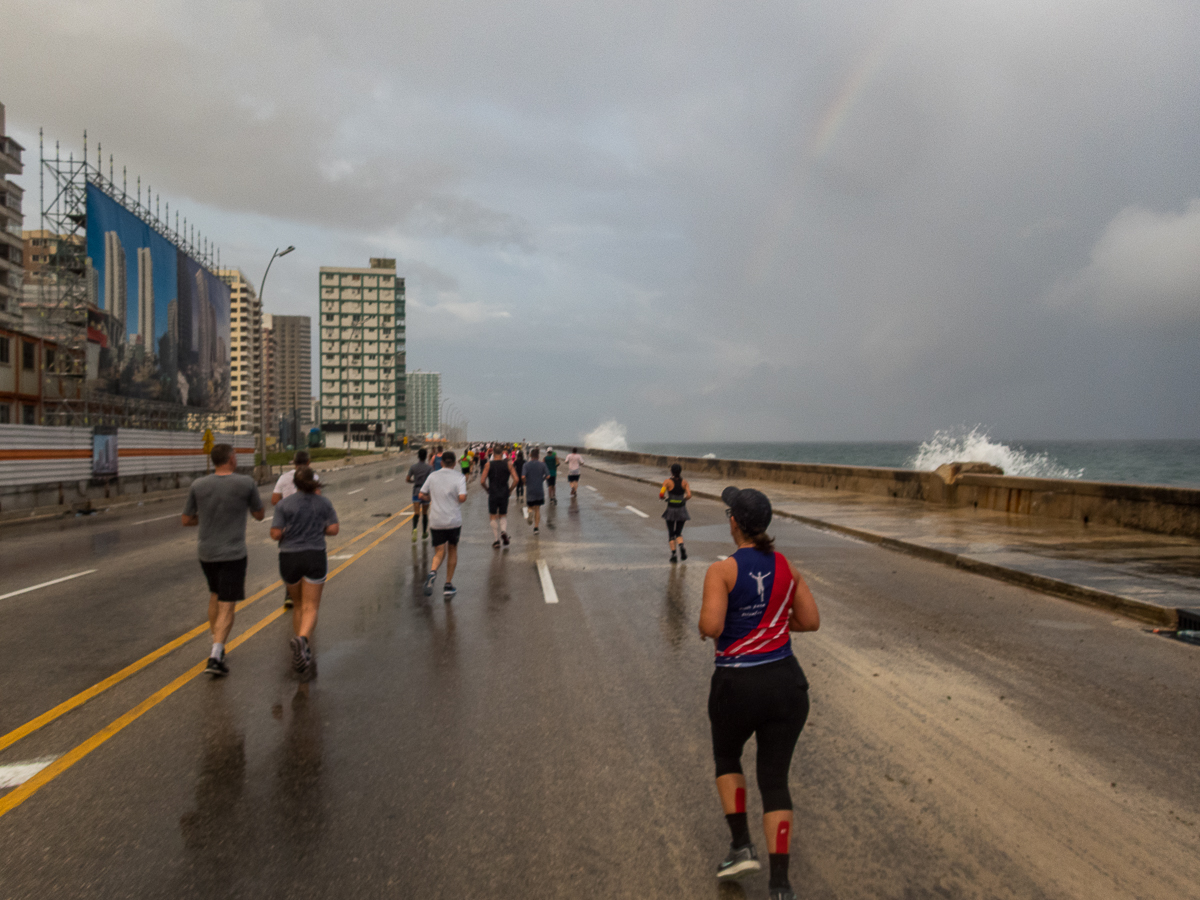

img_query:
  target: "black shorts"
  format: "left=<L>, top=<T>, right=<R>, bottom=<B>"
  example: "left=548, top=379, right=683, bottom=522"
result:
left=547, top=475, right=557, bottom=486
left=708, top=655, right=810, bottom=812
left=279, top=550, right=328, bottom=585
left=568, top=474, right=580, bottom=482
left=487, top=495, right=510, bottom=515
left=430, top=527, right=461, bottom=547
left=200, top=557, right=248, bottom=603
left=528, top=498, right=545, bottom=507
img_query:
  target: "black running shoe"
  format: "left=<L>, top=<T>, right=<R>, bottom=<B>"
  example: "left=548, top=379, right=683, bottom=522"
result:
left=533, top=526, right=539, bottom=534
left=769, top=888, right=797, bottom=900
left=670, top=552, right=677, bottom=563
left=501, top=532, right=510, bottom=547
left=205, top=655, right=229, bottom=677
left=423, top=570, right=437, bottom=596
left=716, top=843, right=761, bottom=881
left=679, top=545, right=688, bottom=561
left=443, top=582, right=457, bottom=600
left=492, top=540, right=501, bottom=549
left=290, top=636, right=310, bottom=674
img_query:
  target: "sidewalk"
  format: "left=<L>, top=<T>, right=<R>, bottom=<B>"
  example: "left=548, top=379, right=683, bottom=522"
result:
left=585, top=458, right=1200, bottom=629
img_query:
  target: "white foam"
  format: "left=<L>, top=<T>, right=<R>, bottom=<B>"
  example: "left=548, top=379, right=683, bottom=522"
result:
left=907, top=427, right=1083, bottom=480
left=583, top=420, right=629, bottom=451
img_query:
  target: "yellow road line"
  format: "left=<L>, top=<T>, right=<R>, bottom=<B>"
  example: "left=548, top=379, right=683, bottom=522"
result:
left=0, top=513, right=412, bottom=819
left=0, top=506, right=410, bottom=756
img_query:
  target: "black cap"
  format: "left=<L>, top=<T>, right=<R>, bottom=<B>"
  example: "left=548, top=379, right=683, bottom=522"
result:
left=721, top=486, right=772, bottom=535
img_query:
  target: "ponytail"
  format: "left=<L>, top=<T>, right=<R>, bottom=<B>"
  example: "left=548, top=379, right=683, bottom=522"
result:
left=750, top=531, right=774, bottom=554
left=294, top=466, right=319, bottom=494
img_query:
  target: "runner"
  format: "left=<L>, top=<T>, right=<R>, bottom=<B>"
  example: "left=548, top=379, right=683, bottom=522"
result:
left=513, top=447, right=526, bottom=502
left=181, top=444, right=265, bottom=677
left=660, top=462, right=692, bottom=563
left=419, top=450, right=468, bottom=599
left=544, top=446, right=559, bottom=504
left=481, top=443, right=517, bottom=548
left=699, top=486, right=820, bottom=900
left=460, top=448, right=473, bottom=482
left=406, top=448, right=433, bottom=541
left=565, top=447, right=584, bottom=497
left=522, top=447, right=549, bottom=534
left=270, top=466, right=339, bottom=679
left=271, top=450, right=319, bottom=607
left=432, top=445, right=445, bottom=471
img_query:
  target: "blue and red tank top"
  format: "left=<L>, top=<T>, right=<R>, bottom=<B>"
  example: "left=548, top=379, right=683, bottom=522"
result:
left=714, top=547, right=796, bottom=668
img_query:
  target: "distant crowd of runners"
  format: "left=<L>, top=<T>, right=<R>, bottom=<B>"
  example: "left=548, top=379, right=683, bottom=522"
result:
left=180, top=441, right=818, bottom=900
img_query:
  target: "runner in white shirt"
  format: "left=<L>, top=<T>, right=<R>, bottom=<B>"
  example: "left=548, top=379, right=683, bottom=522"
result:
left=271, top=451, right=320, bottom=608
left=419, top=450, right=468, bottom=600
left=566, top=448, right=584, bottom=497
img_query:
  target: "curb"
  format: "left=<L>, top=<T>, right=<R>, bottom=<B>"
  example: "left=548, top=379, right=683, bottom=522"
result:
left=586, top=462, right=1179, bottom=630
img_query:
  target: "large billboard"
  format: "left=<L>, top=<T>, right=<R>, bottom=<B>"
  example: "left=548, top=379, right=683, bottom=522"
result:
left=85, top=183, right=230, bottom=410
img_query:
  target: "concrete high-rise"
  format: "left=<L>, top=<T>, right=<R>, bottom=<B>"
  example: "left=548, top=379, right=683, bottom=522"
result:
left=263, top=313, right=311, bottom=441
left=0, top=102, right=24, bottom=329
left=217, top=269, right=263, bottom=436
left=136, top=246, right=153, bottom=349
left=406, top=370, right=440, bottom=438
left=318, top=258, right=406, bottom=447
left=104, top=231, right=127, bottom=343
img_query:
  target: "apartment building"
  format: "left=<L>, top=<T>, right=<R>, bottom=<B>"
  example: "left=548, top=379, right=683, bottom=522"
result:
left=0, top=102, right=25, bottom=329
left=263, top=313, right=311, bottom=445
left=405, top=370, right=441, bottom=438
left=217, top=269, right=262, bottom=435
left=318, top=258, right=406, bottom=446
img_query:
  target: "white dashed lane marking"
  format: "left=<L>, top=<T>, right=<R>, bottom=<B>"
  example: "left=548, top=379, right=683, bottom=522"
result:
left=347, top=488, right=365, bottom=495
left=384, top=478, right=396, bottom=483
left=536, top=559, right=559, bottom=604
left=624, top=505, right=649, bottom=518
left=131, top=513, right=178, bottom=525
left=0, top=570, right=98, bottom=602
left=586, top=486, right=597, bottom=492
left=0, top=756, right=59, bottom=789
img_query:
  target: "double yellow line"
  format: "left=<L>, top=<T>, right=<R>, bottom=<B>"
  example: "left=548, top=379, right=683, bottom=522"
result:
left=0, top=507, right=413, bottom=819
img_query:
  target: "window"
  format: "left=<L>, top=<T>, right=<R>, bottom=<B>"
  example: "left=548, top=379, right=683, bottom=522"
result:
left=0, top=403, right=8, bottom=423
left=45, top=348, right=56, bottom=369
left=0, top=336, right=9, bottom=364
left=22, top=404, right=36, bottom=425
left=22, top=341, right=35, bottom=370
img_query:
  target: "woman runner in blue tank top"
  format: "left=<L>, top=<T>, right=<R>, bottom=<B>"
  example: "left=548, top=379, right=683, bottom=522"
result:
left=699, top=485, right=820, bottom=900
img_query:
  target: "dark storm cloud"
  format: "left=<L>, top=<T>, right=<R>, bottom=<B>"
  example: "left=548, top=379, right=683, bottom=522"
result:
left=3, top=0, right=1198, bottom=440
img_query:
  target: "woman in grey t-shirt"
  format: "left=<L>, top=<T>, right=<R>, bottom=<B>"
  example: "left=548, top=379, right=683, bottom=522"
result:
left=271, top=466, right=339, bottom=678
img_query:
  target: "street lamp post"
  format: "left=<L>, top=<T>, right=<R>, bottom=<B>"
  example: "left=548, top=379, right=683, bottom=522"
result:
left=257, top=245, right=294, bottom=474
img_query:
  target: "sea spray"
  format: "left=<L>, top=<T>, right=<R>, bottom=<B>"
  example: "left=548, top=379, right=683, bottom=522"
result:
left=583, top=420, right=629, bottom=451
left=907, top=427, right=1083, bottom=479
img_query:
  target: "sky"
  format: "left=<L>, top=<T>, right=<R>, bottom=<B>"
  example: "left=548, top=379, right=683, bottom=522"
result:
left=3, top=0, right=1199, bottom=443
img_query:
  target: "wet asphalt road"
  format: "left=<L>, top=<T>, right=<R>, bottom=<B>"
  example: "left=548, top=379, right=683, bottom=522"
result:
left=0, top=459, right=1197, bottom=899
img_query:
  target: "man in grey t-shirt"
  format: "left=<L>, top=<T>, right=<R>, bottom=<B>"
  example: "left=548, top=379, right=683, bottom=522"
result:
left=182, top=443, right=265, bottom=677
left=521, top=448, right=549, bottom=534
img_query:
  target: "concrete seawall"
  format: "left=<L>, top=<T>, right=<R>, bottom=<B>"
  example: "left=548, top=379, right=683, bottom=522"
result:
left=584, top=448, right=1200, bottom=540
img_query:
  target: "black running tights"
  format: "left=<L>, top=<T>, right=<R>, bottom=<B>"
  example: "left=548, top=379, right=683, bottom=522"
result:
left=708, top=656, right=810, bottom=812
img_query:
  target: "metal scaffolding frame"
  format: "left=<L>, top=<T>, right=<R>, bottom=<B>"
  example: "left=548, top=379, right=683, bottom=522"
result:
left=33, top=131, right=226, bottom=430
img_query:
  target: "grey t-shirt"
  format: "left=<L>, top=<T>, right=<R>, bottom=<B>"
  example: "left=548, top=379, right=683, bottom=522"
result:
left=272, top=492, right=339, bottom=553
left=183, top=473, right=264, bottom=562
left=408, top=460, right=433, bottom=493
left=522, top=460, right=548, bottom=502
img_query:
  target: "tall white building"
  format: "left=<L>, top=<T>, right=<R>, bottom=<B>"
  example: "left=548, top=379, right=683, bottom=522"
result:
left=136, top=246, right=153, bottom=349
left=217, top=269, right=262, bottom=436
left=104, top=230, right=126, bottom=343
left=0, top=103, right=24, bottom=329
left=406, top=370, right=441, bottom=438
left=318, top=258, right=406, bottom=447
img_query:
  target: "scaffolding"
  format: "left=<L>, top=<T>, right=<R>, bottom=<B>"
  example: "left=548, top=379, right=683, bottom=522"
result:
left=32, top=131, right=225, bottom=429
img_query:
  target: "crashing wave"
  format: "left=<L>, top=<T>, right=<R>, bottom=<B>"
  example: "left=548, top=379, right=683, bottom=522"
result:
left=583, top=420, right=629, bottom=451
left=908, top=426, right=1083, bottom=480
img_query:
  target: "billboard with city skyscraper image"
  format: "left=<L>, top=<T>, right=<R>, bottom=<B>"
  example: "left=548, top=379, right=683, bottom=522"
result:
left=85, top=183, right=230, bottom=410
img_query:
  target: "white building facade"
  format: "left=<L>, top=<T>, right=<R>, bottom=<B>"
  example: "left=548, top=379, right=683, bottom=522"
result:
left=405, top=370, right=440, bottom=438
left=318, top=259, right=406, bottom=446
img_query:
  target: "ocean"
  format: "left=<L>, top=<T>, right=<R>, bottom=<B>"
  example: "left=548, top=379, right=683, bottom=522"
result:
left=619, top=431, right=1200, bottom=489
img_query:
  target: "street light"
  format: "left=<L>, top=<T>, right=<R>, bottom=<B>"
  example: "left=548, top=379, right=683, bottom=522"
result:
left=257, top=245, right=295, bottom=473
